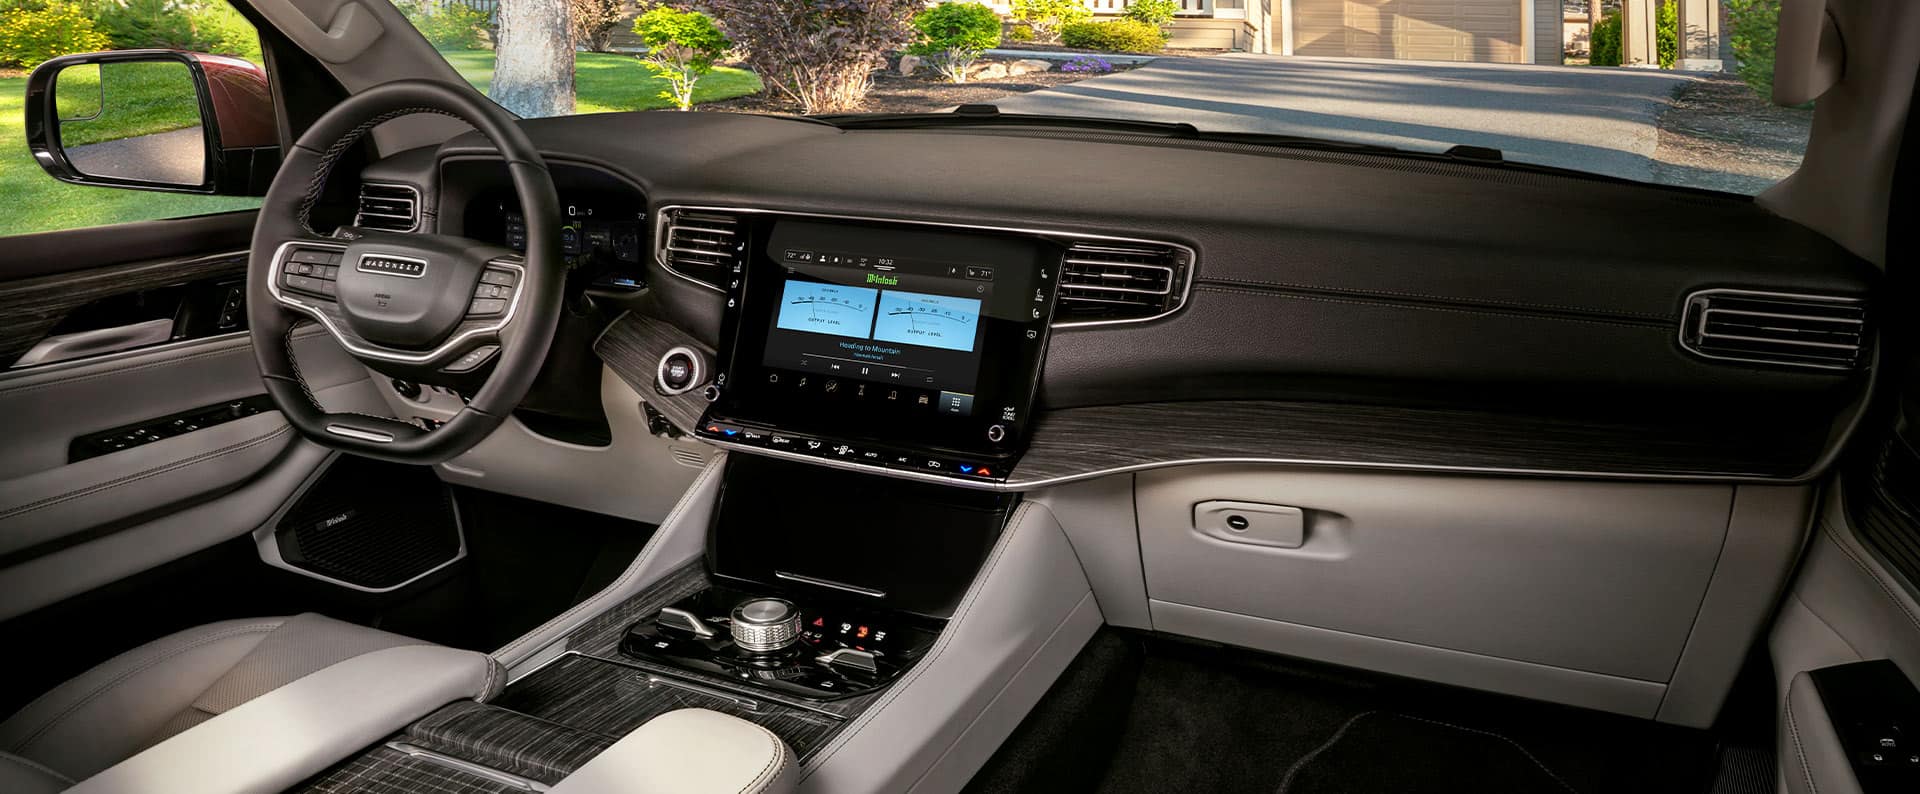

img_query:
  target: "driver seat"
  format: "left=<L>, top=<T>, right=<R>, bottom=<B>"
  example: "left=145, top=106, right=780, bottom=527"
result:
left=0, top=613, right=493, bottom=793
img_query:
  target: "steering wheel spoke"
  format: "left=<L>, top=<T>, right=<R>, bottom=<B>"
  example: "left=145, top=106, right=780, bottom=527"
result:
left=245, top=81, right=562, bottom=465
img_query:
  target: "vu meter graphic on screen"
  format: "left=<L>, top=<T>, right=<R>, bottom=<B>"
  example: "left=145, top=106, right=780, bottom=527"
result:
left=774, top=283, right=879, bottom=339
left=873, top=291, right=981, bottom=352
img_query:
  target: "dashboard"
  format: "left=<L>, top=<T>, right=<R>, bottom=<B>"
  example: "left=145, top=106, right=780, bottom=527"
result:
left=356, top=110, right=1880, bottom=489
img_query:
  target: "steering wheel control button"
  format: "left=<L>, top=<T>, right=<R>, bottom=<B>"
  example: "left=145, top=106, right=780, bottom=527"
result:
left=731, top=598, right=802, bottom=653
left=467, top=298, right=507, bottom=317
left=443, top=345, right=500, bottom=374
left=480, top=268, right=518, bottom=287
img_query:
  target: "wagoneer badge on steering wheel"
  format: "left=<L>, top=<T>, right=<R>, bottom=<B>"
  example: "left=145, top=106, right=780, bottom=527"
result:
left=357, top=254, right=428, bottom=278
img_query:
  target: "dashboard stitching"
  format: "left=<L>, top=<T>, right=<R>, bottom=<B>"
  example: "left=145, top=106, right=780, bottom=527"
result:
left=1193, top=285, right=1669, bottom=329
left=1198, top=276, right=1677, bottom=322
left=799, top=501, right=1036, bottom=778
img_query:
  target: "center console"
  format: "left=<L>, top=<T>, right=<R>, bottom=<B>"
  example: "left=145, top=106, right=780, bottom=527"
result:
left=694, top=216, right=1063, bottom=483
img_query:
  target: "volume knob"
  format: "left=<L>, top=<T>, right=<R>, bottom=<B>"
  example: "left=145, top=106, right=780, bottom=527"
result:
left=730, top=598, right=801, bottom=652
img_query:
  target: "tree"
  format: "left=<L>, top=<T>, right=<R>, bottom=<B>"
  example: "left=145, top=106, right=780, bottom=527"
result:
left=492, top=0, right=574, bottom=118
left=704, top=0, right=920, bottom=114
left=633, top=6, right=730, bottom=110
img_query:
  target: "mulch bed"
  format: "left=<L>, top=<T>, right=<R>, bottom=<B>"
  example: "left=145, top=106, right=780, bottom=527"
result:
left=701, top=62, right=1114, bottom=116
left=1651, top=73, right=1813, bottom=194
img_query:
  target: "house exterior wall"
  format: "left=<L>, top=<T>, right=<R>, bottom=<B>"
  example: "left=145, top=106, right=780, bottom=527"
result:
left=1535, top=0, right=1562, bottom=63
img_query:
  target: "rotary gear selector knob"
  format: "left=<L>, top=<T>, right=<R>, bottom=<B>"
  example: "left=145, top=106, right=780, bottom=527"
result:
left=731, top=598, right=801, bottom=652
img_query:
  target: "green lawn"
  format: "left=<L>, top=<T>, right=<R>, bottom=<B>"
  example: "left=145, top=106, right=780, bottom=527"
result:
left=3, top=51, right=763, bottom=238
left=439, top=50, right=763, bottom=114
left=0, top=74, right=258, bottom=238
left=55, top=60, right=207, bottom=146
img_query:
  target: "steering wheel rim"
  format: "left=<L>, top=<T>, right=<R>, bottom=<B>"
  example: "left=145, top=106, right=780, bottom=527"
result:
left=246, top=79, right=563, bottom=465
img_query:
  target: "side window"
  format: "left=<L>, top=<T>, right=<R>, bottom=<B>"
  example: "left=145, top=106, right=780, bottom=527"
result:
left=0, top=0, right=271, bottom=237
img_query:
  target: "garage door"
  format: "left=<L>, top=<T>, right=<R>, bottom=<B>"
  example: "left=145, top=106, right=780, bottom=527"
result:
left=1292, top=0, right=1523, bottom=63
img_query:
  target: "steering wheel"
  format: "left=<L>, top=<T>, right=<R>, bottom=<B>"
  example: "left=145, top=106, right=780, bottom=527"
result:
left=246, top=80, right=562, bottom=465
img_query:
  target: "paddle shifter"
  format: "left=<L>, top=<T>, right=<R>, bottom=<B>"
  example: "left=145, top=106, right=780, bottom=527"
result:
left=620, top=584, right=937, bottom=701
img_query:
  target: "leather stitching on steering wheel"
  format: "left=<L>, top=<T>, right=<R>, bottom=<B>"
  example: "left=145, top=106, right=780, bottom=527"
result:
left=296, top=106, right=465, bottom=236
left=281, top=321, right=400, bottom=425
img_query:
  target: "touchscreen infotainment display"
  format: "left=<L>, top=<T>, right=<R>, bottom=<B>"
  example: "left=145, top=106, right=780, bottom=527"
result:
left=703, top=217, right=1061, bottom=466
left=762, top=259, right=990, bottom=397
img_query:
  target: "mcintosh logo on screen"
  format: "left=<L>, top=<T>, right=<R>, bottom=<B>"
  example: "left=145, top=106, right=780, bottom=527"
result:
left=864, top=273, right=899, bottom=286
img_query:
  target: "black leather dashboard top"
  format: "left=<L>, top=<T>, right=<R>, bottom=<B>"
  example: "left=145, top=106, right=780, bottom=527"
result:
left=364, top=111, right=1877, bottom=479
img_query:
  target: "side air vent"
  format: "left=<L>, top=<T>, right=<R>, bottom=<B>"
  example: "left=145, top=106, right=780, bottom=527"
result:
left=1054, top=241, right=1192, bottom=325
left=1680, top=289, right=1868, bottom=370
left=658, top=210, right=742, bottom=290
left=355, top=183, right=420, bottom=232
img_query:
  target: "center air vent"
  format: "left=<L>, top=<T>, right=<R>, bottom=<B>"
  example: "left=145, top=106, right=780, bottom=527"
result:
left=658, top=210, right=742, bottom=290
left=355, top=183, right=419, bottom=232
left=1680, top=289, right=1868, bottom=370
left=1054, top=241, right=1192, bottom=325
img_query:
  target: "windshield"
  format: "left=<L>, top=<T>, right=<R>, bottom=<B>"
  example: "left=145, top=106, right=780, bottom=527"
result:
left=401, top=0, right=1799, bottom=194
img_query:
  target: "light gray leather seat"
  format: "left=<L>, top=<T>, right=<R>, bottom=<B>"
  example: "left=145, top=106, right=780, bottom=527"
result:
left=0, top=613, right=493, bottom=792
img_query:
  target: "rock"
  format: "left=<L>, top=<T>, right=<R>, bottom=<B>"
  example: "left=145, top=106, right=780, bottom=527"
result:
left=898, top=54, right=922, bottom=76
left=1006, top=59, right=1055, bottom=76
left=971, top=62, right=1010, bottom=80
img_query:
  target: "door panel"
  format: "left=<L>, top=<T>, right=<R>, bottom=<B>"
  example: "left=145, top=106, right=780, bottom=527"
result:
left=0, top=251, right=249, bottom=368
left=0, top=263, right=382, bottom=620
left=1770, top=492, right=1920, bottom=794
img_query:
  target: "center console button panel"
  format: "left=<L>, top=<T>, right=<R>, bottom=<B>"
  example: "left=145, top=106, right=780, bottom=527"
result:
left=620, top=583, right=938, bottom=701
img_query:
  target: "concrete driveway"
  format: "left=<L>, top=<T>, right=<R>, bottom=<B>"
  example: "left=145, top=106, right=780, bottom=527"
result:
left=65, top=127, right=204, bottom=186
left=988, top=55, right=1695, bottom=182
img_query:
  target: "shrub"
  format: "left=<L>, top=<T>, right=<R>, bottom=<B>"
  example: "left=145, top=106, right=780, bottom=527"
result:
left=909, top=2, right=1000, bottom=84
left=1587, top=2, right=1676, bottom=69
left=0, top=4, right=110, bottom=68
left=397, top=0, right=489, bottom=50
left=705, top=0, right=920, bottom=114
left=571, top=0, right=626, bottom=52
left=1059, top=18, right=1164, bottom=52
left=1010, top=0, right=1088, bottom=43
left=92, top=0, right=194, bottom=50
left=1654, top=0, right=1676, bottom=69
left=632, top=6, right=730, bottom=110
left=1589, top=9, right=1619, bottom=65
left=1005, top=22, right=1033, bottom=43
left=1123, top=0, right=1178, bottom=28
left=1726, top=0, right=1779, bottom=99
left=185, top=1, right=260, bottom=61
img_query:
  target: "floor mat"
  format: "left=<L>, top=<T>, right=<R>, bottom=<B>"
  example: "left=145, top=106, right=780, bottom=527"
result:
left=1278, top=711, right=1577, bottom=794
left=966, top=630, right=1720, bottom=794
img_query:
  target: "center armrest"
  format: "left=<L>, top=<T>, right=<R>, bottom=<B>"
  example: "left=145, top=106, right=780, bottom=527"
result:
left=550, top=708, right=797, bottom=794
left=70, top=644, right=497, bottom=794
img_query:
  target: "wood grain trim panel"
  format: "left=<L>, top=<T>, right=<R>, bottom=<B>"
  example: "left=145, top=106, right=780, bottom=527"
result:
left=0, top=250, right=247, bottom=367
left=1009, top=400, right=1831, bottom=487
left=593, top=311, right=713, bottom=434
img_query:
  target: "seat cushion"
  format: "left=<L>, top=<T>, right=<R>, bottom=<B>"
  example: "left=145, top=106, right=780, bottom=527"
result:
left=0, top=613, right=436, bottom=782
left=0, top=751, right=71, bottom=794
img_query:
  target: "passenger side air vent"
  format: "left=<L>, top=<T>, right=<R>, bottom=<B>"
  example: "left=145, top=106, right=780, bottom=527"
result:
left=658, top=210, right=742, bottom=290
left=1054, top=241, right=1192, bottom=325
left=1680, top=289, right=1868, bottom=370
left=354, top=183, right=420, bottom=232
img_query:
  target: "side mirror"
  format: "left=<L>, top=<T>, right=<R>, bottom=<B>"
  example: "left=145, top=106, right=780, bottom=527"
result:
left=23, top=50, right=280, bottom=196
